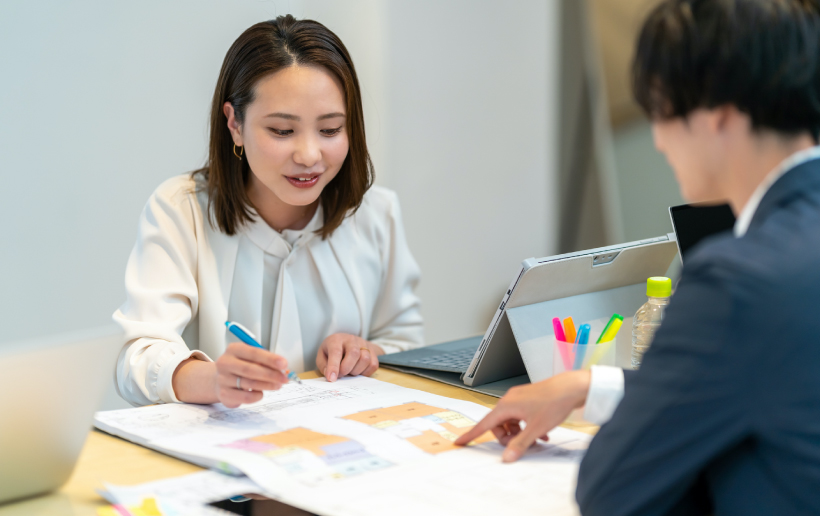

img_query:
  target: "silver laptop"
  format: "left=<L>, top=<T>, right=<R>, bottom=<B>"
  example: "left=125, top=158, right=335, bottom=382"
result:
left=380, top=235, right=678, bottom=396
left=0, top=327, right=122, bottom=505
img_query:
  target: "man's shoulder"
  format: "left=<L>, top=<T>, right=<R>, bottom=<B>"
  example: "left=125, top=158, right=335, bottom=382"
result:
left=684, top=232, right=755, bottom=281
left=686, top=214, right=820, bottom=304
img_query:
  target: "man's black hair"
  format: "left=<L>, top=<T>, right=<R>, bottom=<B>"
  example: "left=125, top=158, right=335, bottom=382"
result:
left=633, top=0, right=820, bottom=141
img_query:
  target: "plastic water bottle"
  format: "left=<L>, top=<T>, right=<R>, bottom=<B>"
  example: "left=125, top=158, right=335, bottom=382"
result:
left=631, top=277, right=672, bottom=369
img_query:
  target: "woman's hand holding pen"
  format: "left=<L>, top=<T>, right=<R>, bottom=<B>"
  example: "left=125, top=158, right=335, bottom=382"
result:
left=454, top=370, right=591, bottom=462
left=171, top=344, right=288, bottom=408
left=316, top=333, right=383, bottom=382
left=215, top=343, right=290, bottom=408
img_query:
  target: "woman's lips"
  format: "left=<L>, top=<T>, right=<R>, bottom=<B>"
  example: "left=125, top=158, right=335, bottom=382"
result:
left=285, top=174, right=320, bottom=188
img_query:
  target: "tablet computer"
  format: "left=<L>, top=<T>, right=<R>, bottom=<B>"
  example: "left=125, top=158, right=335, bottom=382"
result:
left=381, top=235, right=679, bottom=394
left=669, top=203, right=736, bottom=263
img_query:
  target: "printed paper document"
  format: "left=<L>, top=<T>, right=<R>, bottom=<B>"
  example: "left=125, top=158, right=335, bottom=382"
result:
left=95, top=377, right=589, bottom=516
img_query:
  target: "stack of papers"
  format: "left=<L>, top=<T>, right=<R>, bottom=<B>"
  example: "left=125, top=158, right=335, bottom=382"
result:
left=97, top=470, right=259, bottom=516
left=95, top=377, right=589, bottom=515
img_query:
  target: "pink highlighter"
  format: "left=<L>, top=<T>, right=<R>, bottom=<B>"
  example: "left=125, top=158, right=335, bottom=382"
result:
left=552, top=317, right=573, bottom=370
left=552, top=317, right=566, bottom=341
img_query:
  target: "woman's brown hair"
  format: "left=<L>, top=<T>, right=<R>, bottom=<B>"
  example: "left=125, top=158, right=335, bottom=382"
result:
left=193, top=15, right=374, bottom=238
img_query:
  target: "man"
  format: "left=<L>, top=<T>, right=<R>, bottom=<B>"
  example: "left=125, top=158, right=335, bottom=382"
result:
left=456, top=1, right=820, bottom=514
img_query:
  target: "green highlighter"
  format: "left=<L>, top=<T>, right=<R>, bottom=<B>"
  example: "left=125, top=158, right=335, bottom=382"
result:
left=596, top=313, right=624, bottom=344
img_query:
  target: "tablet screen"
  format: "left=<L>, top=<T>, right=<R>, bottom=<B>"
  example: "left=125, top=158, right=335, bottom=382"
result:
left=669, top=203, right=736, bottom=262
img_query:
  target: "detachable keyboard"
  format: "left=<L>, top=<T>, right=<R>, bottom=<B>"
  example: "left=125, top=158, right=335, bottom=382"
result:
left=403, top=347, right=477, bottom=373
left=378, top=335, right=482, bottom=374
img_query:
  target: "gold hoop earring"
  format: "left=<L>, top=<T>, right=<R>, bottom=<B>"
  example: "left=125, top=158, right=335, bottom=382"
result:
left=233, top=144, right=244, bottom=161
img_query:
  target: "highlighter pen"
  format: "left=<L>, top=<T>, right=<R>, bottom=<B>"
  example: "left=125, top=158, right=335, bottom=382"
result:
left=588, top=317, right=624, bottom=366
left=225, top=321, right=302, bottom=384
left=596, top=314, right=620, bottom=344
left=599, top=315, right=624, bottom=344
left=573, top=324, right=591, bottom=370
left=553, top=317, right=572, bottom=370
left=552, top=317, right=567, bottom=342
left=562, top=317, right=577, bottom=344
left=552, top=317, right=566, bottom=342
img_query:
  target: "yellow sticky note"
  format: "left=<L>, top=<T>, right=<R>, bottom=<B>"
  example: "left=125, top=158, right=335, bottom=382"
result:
left=131, top=497, right=163, bottom=516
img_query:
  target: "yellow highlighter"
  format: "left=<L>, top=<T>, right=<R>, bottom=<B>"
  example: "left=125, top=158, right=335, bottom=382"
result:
left=562, top=317, right=577, bottom=344
left=588, top=314, right=624, bottom=367
left=597, top=314, right=624, bottom=343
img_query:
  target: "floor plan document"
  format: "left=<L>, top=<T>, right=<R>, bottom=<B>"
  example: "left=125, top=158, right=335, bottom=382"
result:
left=95, top=377, right=589, bottom=516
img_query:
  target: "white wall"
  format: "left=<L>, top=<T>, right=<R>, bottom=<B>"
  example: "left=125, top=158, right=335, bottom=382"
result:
left=382, top=1, right=559, bottom=342
left=0, top=1, right=560, bottom=407
left=611, top=121, right=684, bottom=242
left=0, top=1, right=284, bottom=341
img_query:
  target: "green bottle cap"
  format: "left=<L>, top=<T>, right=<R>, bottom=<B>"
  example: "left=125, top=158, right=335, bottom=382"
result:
left=646, top=277, right=672, bottom=298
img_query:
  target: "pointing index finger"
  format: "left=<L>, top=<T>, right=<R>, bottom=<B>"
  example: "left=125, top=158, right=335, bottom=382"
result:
left=455, top=407, right=509, bottom=446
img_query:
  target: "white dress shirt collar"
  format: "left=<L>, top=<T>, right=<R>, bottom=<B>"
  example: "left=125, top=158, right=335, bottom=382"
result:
left=733, top=146, right=820, bottom=237
left=245, top=204, right=324, bottom=256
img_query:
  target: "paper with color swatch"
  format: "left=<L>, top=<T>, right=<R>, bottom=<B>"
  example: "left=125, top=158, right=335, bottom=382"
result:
left=95, top=377, right=589, bottom=515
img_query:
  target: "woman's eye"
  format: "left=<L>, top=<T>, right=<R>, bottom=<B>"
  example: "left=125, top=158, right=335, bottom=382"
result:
left=321, top=126, right=343, bottom=136
left=269, top=128, right=293, bottom=136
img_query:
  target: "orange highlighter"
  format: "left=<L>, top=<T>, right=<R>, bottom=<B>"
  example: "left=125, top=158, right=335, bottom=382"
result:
left=562, top=317, right=577, bottom=344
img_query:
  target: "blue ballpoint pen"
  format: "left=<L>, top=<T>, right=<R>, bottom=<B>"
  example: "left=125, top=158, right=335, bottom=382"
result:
left=225, top=321, right=302, bottom=384
left=572, top=324, right=591, bottom=370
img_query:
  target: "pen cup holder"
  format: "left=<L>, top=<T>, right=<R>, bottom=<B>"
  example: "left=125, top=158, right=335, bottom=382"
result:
left=553, top=337, right=616, bottom=424
left=552, top=337, right=616, bottom=375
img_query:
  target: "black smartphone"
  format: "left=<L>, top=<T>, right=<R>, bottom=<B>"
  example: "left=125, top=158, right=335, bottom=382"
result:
left=209, top=497, right=313, bottom=516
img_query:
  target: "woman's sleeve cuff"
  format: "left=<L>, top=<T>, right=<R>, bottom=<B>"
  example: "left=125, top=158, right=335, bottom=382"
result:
left=372, top=340, right=405, bottom=355
left=157, top=349, right=212, bottom=404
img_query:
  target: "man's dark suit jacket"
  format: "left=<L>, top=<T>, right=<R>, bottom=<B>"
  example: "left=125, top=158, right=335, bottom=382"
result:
left=576, top=158, right=820, bottom=515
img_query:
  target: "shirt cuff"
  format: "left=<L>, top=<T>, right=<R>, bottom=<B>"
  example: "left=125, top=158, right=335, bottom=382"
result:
left=372, top=341, right=404, bottom=355
left=583, top=365, right=625, bottom=425
left=157, top=349, right=212, bottom=403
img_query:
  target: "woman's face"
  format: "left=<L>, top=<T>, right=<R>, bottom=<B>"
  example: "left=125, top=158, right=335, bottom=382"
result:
left=225, top=65, right=349, bottom=208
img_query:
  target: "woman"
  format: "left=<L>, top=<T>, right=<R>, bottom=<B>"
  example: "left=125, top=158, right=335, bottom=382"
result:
left=113, top=16, right=423, bottom=408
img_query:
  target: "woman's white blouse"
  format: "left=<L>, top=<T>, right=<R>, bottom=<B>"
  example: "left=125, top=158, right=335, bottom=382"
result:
left=113, top=175, right=423, bottom=407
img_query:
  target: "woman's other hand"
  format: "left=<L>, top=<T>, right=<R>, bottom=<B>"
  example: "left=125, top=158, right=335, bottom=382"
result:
left=454, top=370, right=591, bottom=462
left=316, top=333, right=383, bottom=382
